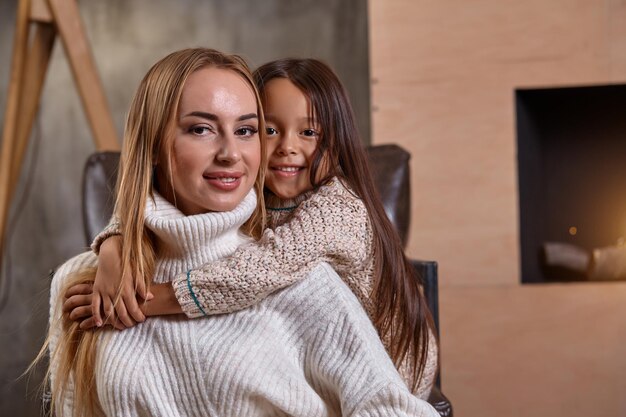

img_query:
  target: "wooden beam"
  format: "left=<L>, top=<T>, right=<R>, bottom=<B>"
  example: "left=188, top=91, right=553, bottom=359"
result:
left=30, top=0, right=53, bottom=23
left=9, top=23, right=56, bottom=196
left=0, top=0, right=31, bottom=264
left=47, top=0, right=120, bottom=151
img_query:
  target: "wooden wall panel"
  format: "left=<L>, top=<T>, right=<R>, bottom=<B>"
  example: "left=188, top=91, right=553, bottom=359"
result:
left=369, top=1, right=626, bottom=416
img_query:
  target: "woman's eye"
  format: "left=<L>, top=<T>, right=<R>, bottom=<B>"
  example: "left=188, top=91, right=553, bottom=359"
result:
left=235, top=126, right=258, bottom=137
left=189, top=126, right=211, bottom=135
left=302, top=129, right=319, bottom=137
left=266, top=127, right=278, bottom=136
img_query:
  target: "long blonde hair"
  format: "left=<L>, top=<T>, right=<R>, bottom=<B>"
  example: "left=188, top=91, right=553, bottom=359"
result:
left=35, top=48, right=266, bottom=417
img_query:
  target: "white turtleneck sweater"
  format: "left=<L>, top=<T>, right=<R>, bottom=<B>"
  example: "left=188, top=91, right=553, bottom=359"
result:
left=49, top=190, right=438, bottom=417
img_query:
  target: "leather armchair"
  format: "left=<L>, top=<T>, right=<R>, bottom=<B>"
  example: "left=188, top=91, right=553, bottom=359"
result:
left=80, top=145, right=453, bottom=416
left=366, top=144, right=452, bottom=416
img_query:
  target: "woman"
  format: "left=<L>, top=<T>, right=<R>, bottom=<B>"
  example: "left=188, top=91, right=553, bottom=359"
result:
left=47, top=48, right=438, bottom=417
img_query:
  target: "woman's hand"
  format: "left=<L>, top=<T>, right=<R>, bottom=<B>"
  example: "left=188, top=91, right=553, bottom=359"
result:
left=92, top=236, right=151, bottom=328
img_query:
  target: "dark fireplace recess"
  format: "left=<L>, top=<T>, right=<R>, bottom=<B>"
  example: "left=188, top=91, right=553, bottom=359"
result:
left=516, top=84, right=626, bottom=283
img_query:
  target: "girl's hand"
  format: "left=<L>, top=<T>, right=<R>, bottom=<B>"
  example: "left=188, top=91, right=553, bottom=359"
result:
left=63, top=282, right=125, bottom=330
left=92, top=236, right=151, bottom=328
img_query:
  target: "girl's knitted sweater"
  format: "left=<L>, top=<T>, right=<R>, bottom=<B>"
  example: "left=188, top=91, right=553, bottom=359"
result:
left=50, top=190, right=438, bottom=417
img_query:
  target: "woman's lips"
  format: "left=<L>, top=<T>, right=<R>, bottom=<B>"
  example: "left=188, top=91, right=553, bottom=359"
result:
left=203, top=172, right=243, bottom=191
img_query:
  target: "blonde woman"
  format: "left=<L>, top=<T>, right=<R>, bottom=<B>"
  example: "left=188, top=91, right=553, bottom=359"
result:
left=45, top=48, right=439, bottom=417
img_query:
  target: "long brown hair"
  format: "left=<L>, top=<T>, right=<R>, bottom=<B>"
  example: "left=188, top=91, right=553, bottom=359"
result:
left=35, top=48, right=266, bottom=417
left=254, top=59, right=435, bottom=391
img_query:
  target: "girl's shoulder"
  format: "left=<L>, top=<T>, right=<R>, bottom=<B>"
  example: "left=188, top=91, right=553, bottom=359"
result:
left=311, top=177, right=360, bottom=203
left=297, top=178, right=368, bottom=222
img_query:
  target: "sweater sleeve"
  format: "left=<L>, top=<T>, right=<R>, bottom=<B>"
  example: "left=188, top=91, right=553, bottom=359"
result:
left=90, top=216, right=121, bottom=255
left=172, top=182, right=372, bottom=318
left=350, top=383, right=440, bottom=417
left=301, top=264, right=439, bottom=417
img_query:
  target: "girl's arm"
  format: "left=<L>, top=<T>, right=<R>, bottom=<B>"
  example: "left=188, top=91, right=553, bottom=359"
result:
left=174, top=181, right=372, bottom=318
left=91, top=218, right=122, bottom=254
left=89, top=236, right=151, bottom=328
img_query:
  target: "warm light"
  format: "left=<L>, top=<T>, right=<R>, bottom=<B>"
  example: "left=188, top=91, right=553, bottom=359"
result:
left=569, top=226, right=577, bottom=236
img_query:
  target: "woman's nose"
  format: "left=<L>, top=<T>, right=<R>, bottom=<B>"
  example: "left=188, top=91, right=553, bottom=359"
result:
left=216, top=134, right=242, bottom=163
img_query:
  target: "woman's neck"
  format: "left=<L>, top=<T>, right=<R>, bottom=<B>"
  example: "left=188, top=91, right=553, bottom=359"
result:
left=144, top=190, right=257, bottom=282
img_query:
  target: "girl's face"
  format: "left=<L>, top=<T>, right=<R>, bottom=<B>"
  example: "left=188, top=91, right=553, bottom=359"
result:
left=262, top=78, right=322, bottom=200
left=157, top=67, right=261, bottom=215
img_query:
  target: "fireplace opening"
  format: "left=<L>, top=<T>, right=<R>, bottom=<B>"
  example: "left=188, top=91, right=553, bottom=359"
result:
left=516, top=84, right=626, bottom=283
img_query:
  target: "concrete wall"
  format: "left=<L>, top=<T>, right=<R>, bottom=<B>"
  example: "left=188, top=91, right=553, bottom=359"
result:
left=0, top=1, right=369, bottom=415
left=369, top=1, right=626, bottom=416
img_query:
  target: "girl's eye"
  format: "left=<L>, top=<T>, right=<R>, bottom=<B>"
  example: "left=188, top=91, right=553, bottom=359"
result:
left=235, top=126, right=258, bottom=137
left=302, top=129, right=319, bottom=137
left=266, top=127, right=278, bottom=136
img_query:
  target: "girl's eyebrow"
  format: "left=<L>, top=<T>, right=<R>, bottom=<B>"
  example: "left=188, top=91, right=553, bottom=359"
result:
left=263, top=114, right=317, bottom=124
left=182, top=111, right=258, bottom=121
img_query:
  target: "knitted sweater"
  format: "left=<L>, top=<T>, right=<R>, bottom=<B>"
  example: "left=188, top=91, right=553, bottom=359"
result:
left=172, top=179, right=438, bottom=399
left=92, top=179, right=438, bottom=399
left=50, top=190, right=439, bottom=417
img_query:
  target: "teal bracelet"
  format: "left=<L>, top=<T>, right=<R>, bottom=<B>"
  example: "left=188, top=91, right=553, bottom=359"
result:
left=186, top=270, right=207, bottom=316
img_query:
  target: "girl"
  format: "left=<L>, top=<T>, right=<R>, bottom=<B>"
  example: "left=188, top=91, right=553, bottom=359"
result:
left=74, top=58, right=438, bottom=399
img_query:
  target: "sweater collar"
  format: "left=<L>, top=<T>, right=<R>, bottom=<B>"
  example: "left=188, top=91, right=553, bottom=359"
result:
left=264, top=188, right=315, bottom=212
left=144, top=189, right=257, bottom=263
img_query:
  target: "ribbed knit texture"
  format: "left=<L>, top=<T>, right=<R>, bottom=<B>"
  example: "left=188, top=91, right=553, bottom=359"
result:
left=50, top=190, right=438, bottom=417
left=171, top=179, right=438, bottom=399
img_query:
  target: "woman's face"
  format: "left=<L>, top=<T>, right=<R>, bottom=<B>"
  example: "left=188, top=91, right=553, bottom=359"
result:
left=262, top=78, right=321, bottom=200
left=158, top=67, right=261, bottom=215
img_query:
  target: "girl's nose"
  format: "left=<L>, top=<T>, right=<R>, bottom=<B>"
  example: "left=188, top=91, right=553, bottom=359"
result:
left=276, top=132, right=297, bottom=156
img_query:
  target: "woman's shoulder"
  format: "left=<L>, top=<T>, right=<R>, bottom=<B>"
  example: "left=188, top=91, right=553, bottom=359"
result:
left=54, top=251, right=98, bottom=278
left=51, top=251, right=98, bottom=295
left=276, top=263, right=368, bottom=319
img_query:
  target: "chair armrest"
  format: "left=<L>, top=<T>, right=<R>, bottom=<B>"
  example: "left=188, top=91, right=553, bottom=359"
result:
left=410, top=259, right=439, bottom=336
left=427, top=386, right=454, bottom=417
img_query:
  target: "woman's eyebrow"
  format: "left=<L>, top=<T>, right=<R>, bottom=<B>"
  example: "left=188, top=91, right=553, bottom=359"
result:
left=183, top=111, right=218, bottom=121
left=237, top=113, right=258, bottom=121
left=182, top=112, right=258, bottom=121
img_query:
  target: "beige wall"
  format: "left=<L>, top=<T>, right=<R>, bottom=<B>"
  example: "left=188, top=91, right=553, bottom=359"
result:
left=369, top=1, right=626, bottom=416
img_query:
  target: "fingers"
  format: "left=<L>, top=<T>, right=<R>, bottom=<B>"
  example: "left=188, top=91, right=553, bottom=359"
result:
left=136, top=278, right=148, bottom=301
left=92, top=293, right=103, bottom=327
left=122, top=293, right=146, bottom=324
left=79, top=317, right=98, bottom=331
left=63, top=293, right=92, bottom=314
left=113, top=296, right=137, bottom=328
left=69, top=305, right=93, bottom=321
left=79, top=316, right=126, bottom=331
left=102, top=295, right=116, bottom=327
left=79, top=312, right=128, bottom=331
left=65, top=282, right=93, bottom=298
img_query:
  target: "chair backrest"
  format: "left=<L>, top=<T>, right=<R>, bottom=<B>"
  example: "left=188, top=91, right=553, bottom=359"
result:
left=82, top=144, right=413, bottom=246
left=365, top=144, right=411, bottom=247
left=82, top=151, right=120, bottom=245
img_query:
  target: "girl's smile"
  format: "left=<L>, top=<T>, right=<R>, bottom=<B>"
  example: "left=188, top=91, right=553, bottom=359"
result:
left=262, top=78, right=321, bottom=200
